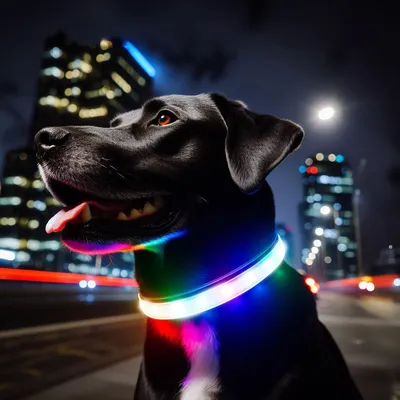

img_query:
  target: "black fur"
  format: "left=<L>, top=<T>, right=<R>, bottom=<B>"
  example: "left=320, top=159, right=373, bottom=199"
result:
left=35, top=93, right=363, bottom=399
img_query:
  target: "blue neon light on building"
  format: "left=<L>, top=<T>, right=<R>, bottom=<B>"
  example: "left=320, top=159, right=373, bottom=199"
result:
left=122, top=41, right=156, bottom=78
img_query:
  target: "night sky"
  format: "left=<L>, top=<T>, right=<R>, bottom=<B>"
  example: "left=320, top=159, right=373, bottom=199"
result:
left=0, top=0, right=398, bottom=265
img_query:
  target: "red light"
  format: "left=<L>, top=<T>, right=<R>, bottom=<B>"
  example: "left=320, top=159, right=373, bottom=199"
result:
left=305, top=277, right=315, bottom=286
left=310, top=285, right=319, bottom=294
left=0, top=267, right=138, bottom=287
left=306, top=166, right=318, bottom=175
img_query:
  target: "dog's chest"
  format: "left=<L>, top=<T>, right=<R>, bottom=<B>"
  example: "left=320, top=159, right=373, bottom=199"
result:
left=179, top=320, right=220, bottom=400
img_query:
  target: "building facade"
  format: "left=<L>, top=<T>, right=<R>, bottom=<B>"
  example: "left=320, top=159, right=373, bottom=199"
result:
left=0, top=32, right=155, bottom=277
left=298, top=153, right=358, bottom=281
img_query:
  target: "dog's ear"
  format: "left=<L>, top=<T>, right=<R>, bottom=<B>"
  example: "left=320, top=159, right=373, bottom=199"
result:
left=210, top=93, right=304, bottom=194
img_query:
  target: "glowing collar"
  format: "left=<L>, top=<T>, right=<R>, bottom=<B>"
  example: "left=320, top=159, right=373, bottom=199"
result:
left=138, top=234, right=285, bottom=320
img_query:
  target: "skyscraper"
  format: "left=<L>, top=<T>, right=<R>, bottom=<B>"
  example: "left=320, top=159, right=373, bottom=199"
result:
left=298, top=153, right=358, bottom=281
left=0, top=32, right=155, bottom=276
left=30, top=31, right=154, bottom=136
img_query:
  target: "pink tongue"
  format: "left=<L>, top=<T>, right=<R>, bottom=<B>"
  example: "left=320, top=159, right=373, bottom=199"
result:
left=46, top=202, right=87, bottom=234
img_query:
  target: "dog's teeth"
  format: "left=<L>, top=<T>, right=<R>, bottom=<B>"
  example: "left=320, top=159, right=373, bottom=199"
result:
left=81, top=205, right=92, bottom=223
left=117, top=212, right=129, bottom=221
left=142, top=201, right=156, bottom=215
left=129, top=209, right=142, bottom=219
left=153, top=195, right=164, bottom=209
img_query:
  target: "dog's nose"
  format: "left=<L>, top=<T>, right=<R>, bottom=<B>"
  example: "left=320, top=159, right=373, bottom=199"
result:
left=35, top=128, right=71, bottom=156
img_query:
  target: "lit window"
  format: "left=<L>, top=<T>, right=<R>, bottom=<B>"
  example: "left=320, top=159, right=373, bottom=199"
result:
left=333, top=186, right=343, bottom=194
left=79, top=106, right=108, bottom=118
left=313, top=194, right=322, bottom=201
left=41, top=240, right=60, bottom=251
left=19, top=218, right=29, bottom=227
left=0, top=197, right=21, bottom=206
left=0, top=249, right=15, bottom=261
left=83, top=53, right=91, bottom=62
left=49, top=47, right=62, bottom=58
left=336, top=154, right=344, bottom=163
left=112, top=268, right=121, bottom=277
left=338, top=243, right=347, bottom=252
left=32, top=180, right=45, bottom=190
left=43, top=67, right=64, bottom=79
left=111, top=72, right=132, bottom=93
left=45, top=197, right=61, bottom=206
left=27, top=240, right=40, bottom=251
left=100, top=39, right=112, bottom=50
left=312, top=202, right=321, bottom=210
left=30, top=200, right=46, bottom=211
left=28, top=220, right=40, bottom=229
left=0, top=217, right=17, bottom=226
left=328, top=154, right=336, bottom=162
left=0, top=238, right=21, bottom=250
left=4, top=176, right=29, bottom=187
left=16, top=251, right=31, bottom=262
left=60, top=98, right=69, bottom=107
left=67, top=104, right=78, bottom=113
left=106, top=90, right=115, bottom=99
left=333, top=203, right=341, bottom=210
left=318, top=175, right=329, bottom=184
left=65, top=69, right=83, bottom=79
left=80, top=61, right=92, bottom=73
left=46, top=253, right=55, bottom=262
left=117, top=57, right=147, bottom=86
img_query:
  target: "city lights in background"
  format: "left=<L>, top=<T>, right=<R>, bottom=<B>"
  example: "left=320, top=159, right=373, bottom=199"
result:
left=320, top=205, right=332, bottom=215
left=0, top=33, right=155, bottom=279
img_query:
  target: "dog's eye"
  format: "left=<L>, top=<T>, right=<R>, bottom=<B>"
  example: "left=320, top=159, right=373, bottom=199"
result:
left=155, top=111, right=177, bottom=127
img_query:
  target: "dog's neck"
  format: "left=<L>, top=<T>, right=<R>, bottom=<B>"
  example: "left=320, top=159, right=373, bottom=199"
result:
left=134, top=185, right=317, bottom=398
left=135, top=184, right=277, bottom=301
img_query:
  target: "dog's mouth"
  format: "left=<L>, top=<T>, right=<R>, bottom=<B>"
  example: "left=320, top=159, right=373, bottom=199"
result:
left=45, top=178, right=184, bottom=249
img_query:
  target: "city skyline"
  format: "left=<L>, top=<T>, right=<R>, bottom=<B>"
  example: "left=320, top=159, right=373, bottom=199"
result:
left=0, top=32, right=156, bottom=276
left=298, top=152, right=358, bottom=280
left=0, top=2, right=399, bottom=267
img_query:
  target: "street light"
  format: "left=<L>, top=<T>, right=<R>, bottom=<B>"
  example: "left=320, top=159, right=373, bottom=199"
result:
left=318, top=106, right=335, bottom=120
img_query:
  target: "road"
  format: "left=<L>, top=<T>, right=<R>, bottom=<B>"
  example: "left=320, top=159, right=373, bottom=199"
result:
left=318, top=292, right=400, bottom=400
left=0, top=290, right=399, bottom=400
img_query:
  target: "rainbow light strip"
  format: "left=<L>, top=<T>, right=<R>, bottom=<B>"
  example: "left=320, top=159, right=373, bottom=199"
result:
left=139, top=235, right=285, bottom=320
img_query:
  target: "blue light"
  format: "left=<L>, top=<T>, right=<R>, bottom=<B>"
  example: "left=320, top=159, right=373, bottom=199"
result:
left=336, top=154, right=344, bottom=163
left=299, top=166, right=306, bottom=173
left=122, top=41, right=156, bottom=78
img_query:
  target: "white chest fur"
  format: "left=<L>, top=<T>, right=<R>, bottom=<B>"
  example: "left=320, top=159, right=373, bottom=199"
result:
left=180, top=320, right=220, bottom=400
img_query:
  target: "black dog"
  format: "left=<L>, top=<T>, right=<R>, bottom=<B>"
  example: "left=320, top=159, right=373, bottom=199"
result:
left=35, top=93, right=363, bottom=399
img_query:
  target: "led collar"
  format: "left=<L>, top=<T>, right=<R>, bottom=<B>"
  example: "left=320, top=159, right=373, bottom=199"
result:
left=139, top=234, right=285, bottom=320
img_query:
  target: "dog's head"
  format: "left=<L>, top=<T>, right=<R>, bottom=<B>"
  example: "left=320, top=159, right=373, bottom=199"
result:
left=35, top=93, right=303, bottom=255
